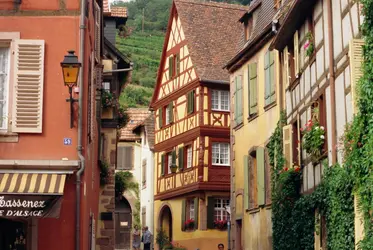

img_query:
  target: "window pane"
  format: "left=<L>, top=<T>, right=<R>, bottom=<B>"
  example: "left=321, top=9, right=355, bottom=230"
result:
left=168, top=153, right=172, bottom=173
left=0, top=47, right=9, bottom=130
left=165, top=106, right=170, bottom=124
left=187, top=146, right=192, bottom=168
left=212, top=143, right=220, bottom=164
left=220, top=91, right=230, bottom=111
left=190, top=201, right=195, bottom=220
left=211, top=90, right=219, bottom=110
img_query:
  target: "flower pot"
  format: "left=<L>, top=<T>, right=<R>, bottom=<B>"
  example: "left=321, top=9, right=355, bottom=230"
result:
left=170, top=164, right=178, bottom=174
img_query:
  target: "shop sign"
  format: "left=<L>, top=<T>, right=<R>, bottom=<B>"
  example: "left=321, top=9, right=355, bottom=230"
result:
left=0, top=195, right=61, bottom=218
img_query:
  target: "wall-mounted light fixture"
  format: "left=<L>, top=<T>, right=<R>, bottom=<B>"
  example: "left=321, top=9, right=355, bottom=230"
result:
left=61, top=50, right=81, bottom=128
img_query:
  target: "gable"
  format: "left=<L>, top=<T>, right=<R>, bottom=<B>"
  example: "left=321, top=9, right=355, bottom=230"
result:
left=150, top=4, right=198, bottom=107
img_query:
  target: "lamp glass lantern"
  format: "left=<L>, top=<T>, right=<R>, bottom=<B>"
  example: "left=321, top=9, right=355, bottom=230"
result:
left=61, top=50, right=81, bottom=88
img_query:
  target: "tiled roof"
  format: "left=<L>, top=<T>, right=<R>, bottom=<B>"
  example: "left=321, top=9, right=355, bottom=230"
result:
left=103, top=0, right=127, bottom=17
left=119, top=108, right=151, bottom=141
left=103, top=0, right=110, bottom=13
left=144, top=114, right=155, bottom=150
left=174, top=0, right=248, bottom=82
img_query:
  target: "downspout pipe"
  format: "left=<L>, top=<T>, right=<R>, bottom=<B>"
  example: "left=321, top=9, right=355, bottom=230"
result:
left=76, top=0, right=86, bottom=249
left=326, top=0, right=337, bottom=164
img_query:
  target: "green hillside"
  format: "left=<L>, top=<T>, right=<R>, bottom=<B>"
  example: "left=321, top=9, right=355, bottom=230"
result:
left=116, top=31, right=164, bottom=107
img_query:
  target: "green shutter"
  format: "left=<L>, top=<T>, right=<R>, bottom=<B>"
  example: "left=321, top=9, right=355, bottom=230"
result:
left=187, top=91, right=194, bottom=114
left=257, top=147, right=265, bottom=206
left=178, top=147, right=184, bottom=170
left=176, top=53, right=180, bottom=75
left=161, top=154, right=165, bottom=176
left=172, top=150, right=176, bottom=166
left=207, top=197, right=215, bottom=229
left=169, top=56, right=173, bottom=78
left=169, top=102, right=174, bottom=122
left=158, top=108, right=163, bottom=128
left=194, top=197, right=199, bottom=230
left=233, top=77, right=237, bottom=124
left=249, top=63, right=258, bottom=115
left=181, top=199, right=186, bottom=231
left=236, top=76, right=243, bottom=124
left=264, top=51, right=271, bottom=106
left=244, top=155, right=249, bottom=210
left=269, top=51, right=276, bottom=103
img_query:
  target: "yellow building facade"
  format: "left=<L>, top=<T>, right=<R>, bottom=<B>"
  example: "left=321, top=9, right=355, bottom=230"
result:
left=150, top=1, right=248, bottom=249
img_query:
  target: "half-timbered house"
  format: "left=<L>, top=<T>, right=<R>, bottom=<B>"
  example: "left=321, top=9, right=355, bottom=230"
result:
left=149, top=0, right=247, bottom=248
left=224, top=0, right=287, bottom=249
left=270, top=0, right=364, bottom=247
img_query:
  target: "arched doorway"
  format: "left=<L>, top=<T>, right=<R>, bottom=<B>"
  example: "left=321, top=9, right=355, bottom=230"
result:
left=115, top=197, right=132, bottom=250
left=159, top=205, right=172, bottom=242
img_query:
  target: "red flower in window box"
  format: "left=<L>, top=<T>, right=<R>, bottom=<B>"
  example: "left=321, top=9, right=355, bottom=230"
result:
left=184, top=219, right=195, bottom=230
left=213, top=219, right=228, bottom=230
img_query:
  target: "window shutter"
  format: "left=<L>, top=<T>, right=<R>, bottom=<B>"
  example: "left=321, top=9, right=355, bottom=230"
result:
left=264, top=149, right=271, bottom=204
left=349, top=39, right=364, bottom=114
left=244, top=155, right=249, bottom=210
left=168, top=56, right=174, bottom=79
left=236, top=75, right=243, bottom=124
left=181, top=199, right=186, bottom=231
left=168, top=102, right=174, bottom=122
left=117, top=146, right=124, bottom=169
left=158, top=108, right=163, bottom=128
left=249, top=63, right=258, bottom=115
left=178, top=147, right=184, bottom=170
left=191, top=90, right=195, bottom=113
left=282, top=125, right=293, bottom=169
left=264, top=51, right=271, bottom=105
left=161, top=154, right=165, bottom=176
left=269, top=51, right=276, bottom=103
left=234, top=76, right=238, bottom=123
left=176, top=53, right=180, bottom=75
left=294, top=31, right=299, bottom=75
left=172, top=150, right=176, bottom=166
left=194, top=197, right=199, bottom=230
left=207, top=197, right=215, bottom=229
left=283, top=46, right=289, bottom=89
left=256, top=147, right=265, bottom=206
left=94, top=2, right=101, bottom=62
left=12, top=39, right=45, bottom=133
left=187, top=91, right=194, bottom=114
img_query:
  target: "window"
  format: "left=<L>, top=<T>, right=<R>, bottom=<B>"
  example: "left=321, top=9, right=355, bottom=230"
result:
left=161, top=151, right=176, bottom=175
left=167, top=153, right=172, bottom=174
left=212, top=143, right=230, bottom=166
left=248, top=63, right=258, bottom=116
left=188, top=199, right=195, bottom=220
left=163, top=102, right=173, bottom=125
left=211, top=90, right=229, bottom=111
left=102, top=82, right=110, bottom=91
left=186, top=146, right=192, bottom=168
left=214, top=198, right=230, bottom=221
left=182, top=198, right=199, bottom=231
left=264, top=51, right=276, bottom=106
left=168, top=53, right=180, bottom=79
left=244, top=17, right=253, bottom=41
left=117, top=146, right=133, bottom=170
left=187, top=90, right=195, bottom=114
left=0, top=47, right=10, bottom=130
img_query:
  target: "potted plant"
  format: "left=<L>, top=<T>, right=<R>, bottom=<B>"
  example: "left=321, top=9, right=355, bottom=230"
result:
left=156, top=229, right=170, bottom=250
left=101, top=90, right=117, bottom=109
left=301, top=117, right=325, bottom=161
left=184, top=219, right=195, bottom=230
left=304, top=31, right=315, bottom=58
left=117, top=107, right=129, bottom=128
left=213, top=219, right=228, bottom=230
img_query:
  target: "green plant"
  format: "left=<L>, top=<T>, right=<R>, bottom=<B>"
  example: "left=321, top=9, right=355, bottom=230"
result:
left=99, top=160, right=110, bottom=186
left=117, top=107, right=129, bottom=128
left=301, top=117, right=325, bottom=160
left=304, top=32, right=314, bottom=57
left=101, top=90, right=117, bottom=109
left=155, top=229, right=170, bottom=249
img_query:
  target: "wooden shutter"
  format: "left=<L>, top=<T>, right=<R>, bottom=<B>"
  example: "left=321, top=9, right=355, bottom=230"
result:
left=244, top=155, right=249, bottom=210
left=94, top=2, right=101, bottom=62
left=206, top=197, right=215, bottom=229
left=349, top=39, right=364, bottom=114
left=194, top=197, right=199, bottom=230
left=256, top=147, right=265, bottom=206
left=168, top=56, right=174, bottom=79
left=283, top=46, right=290, bottom=89
left=264, top=149, right=272, bottom=204
left=178, top=147, right=184, bottom=170
left=158, top=108, right=163, bottom=128
left=181, top=199, right=186, bottom=231
left=161, top=154, right=165, bottom=176
left=168, top=102, right=173, bottom=122
left=172, top=150, right=176, bottom=166
left=264, top=51, right=271, bottom=105
left=235, top=75, right=243, bottom=124
left=269, top=51, right=276, bottom=103
left=12, top=39, right=45, bottom=133
left=283, top=125, right=293, bottom=169
left=117, top=146, right=124, bottom=170
left=176, top=53, right=180, bottom=75
left=187, top=91, right=194, bottom=114
left=124, top=146, right=133, bottom=170
left=249, top=63, right=258, bottom=115
left=294, top=31, right=299, bottom=75
left=234, top=76, right=238, bottom=123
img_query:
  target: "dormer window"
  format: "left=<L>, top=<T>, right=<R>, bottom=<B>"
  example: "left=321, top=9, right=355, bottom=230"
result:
left=244, top=17, right=253, bottom=41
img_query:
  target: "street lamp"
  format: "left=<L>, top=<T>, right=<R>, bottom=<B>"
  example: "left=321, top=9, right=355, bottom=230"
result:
left=225, top=205, right=231, bottom=250
left=60, top=50, right=81, bottom=128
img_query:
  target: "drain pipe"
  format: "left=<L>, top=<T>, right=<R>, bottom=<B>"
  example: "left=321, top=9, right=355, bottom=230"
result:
left=76, top=0, right=86, bottom=249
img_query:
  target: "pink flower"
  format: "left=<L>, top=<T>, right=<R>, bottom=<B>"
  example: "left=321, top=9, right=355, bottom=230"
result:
left=304, top=40, right=310, bottom=50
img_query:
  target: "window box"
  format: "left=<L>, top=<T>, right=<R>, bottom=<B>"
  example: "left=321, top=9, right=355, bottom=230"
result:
left=213, top=219, right=228, bottom=230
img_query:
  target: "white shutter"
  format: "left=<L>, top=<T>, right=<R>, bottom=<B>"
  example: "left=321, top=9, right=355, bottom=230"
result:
left=94, top=2, right=101, bottom=62
left=12, top=39, right=45, bottom=133
left=0, top=47, right=10, bottom=130
left=282, top=124, right=293, bottom=169
left=283, top=46, right=289, bottom=89
left=294, top=31, right=299, bottom=75
left=349, top=39, right=364, bottom=114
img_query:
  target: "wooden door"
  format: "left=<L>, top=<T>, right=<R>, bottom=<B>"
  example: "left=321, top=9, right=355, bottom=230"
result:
left=115, top=212, right=132, bottom=249
left=235, top=219, right=242, bottom=250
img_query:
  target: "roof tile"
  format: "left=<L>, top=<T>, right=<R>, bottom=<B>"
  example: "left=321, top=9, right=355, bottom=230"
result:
left=119, top=108, right=151, bottom=141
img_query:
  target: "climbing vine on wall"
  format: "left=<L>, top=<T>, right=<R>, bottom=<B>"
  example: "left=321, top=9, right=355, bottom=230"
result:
left=341, top=1, right=373, bottom=248
left=115, top=171, right=141, bottom=227
left=268, top=111, right=355, bottom=250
